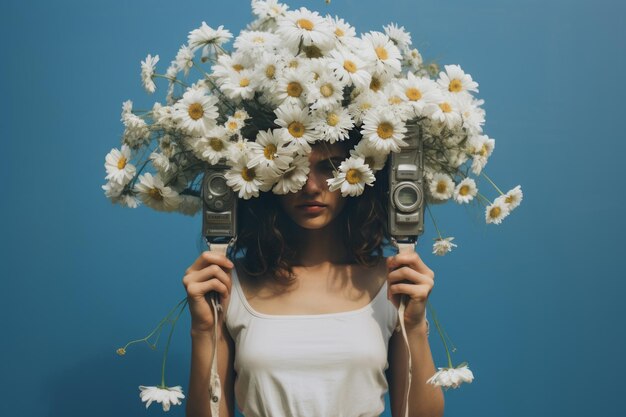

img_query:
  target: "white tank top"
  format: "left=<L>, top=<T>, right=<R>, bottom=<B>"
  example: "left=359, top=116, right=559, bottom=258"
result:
left=224, top=266, right=399, bottom=417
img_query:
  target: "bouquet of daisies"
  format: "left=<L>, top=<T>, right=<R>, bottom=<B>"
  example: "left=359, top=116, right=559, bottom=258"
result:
left=106, top=0, right=522, bottom=412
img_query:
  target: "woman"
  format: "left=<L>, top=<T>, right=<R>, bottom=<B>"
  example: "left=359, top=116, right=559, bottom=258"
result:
left=182, top=136, right=444, bottom=417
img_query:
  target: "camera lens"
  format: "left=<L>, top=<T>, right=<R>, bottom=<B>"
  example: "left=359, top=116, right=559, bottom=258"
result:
left=393, top=183, right=421, bottom=212
left=209, top=175, right=229, bottom=196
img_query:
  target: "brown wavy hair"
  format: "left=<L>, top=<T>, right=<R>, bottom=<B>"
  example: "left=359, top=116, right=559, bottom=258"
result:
left=232, top=130, right=391, bottom=286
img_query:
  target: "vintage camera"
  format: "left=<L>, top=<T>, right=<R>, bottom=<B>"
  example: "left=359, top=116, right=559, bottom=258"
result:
left=201, top=164, right=238, bottom=246
left=388, top=123, right=425, bottom=243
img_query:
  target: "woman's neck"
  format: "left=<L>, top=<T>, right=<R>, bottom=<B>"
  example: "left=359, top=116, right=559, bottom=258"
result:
left=292, top=221, right=351, bottom=267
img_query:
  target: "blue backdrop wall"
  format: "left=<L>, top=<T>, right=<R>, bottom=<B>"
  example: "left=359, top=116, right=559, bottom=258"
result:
left=2, top=0, right=624, bottom=416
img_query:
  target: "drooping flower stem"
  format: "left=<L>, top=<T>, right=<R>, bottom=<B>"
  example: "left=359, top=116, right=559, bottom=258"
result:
left=160, top=298, right=189, bottom=388
left=119, top=296, right=188, bottom=353
left=153, top=73, right=189, bottom=88
left=475, top=192, right=492, bottom=206
left=481, top=171, right=505, bottom=195
left=427, top=300, right=454, bottom=368
left=426, top=204, right=443, bottom=239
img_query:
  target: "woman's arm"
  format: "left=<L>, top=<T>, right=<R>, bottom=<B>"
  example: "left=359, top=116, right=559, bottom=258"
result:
left=387, top=320, right=445, bottom=417
left=186, top=320, right=236, bottom=417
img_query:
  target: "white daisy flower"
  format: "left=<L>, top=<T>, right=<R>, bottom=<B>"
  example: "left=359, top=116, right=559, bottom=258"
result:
left=219, top=68, right=257, bottom=101
left=328, top=48, right=371, bottom=90
left=211, top=52, right=252, bottom=86
left=347, top=89, right=385, bottom=124
left=329, top=16, right=357, bottom=46
left=121, top=113, right=151, bottom=149
left=432, top=237, right=458, bottom=256
left=272, top=153, right=310, bottom=194
left=225, top=155, right=266, bottom=199
left=430, top=93, right=463, bottom=129
left=437, top=64, right=479, bottom=94
left=395, top=72, right=442, bottom=116
left=274, top=103, right=317, bottom=154
left=188, top=22, right=232, bottom=60
left=233, top=108, right=250, bottom=121
left=102, top=181, right=140, bottom=208
left=254, top=52, right=284, bottom=92
left=172, top=89, right=219, bottom=135
left=234, top=30, right=280, bottom=55
left=133, top=172, right=182, bottom=212
left=138, top=385, right=185, bottom=412
left=276, top=7, right=335, bottom=51
left=228, top=137, right=252, bottom=162
left=383, top=82, right=414, bottom=121
left=224, top=116, right=245, bottom=135
left=455, top=93, right=485, bottom=135
left=195, top=126, right=231, bottom=165
left=105, top=144, right=136, bottom=186
left=140, top=54, right=159, bottom=94
left=174, top=44, right=195, bottom=77
left=361, top=108, right=408, bottom=153
left=150, top=151, right=175, bottom=174
left=485, top=198, right=510, bottom=224
left=327, top=156, right=376, bottom=197
left=383, top=23, right=412, bottom=50
left=361, top=31, right=402, bottom=78
left=252, top=0, right=289, bottom=19
left=350, top=139, right=388, bottom=171
left=453, top=177, right=478, bottom=204
left=498, top=185, right=523, bottom=211
left=151, top=102, right=177, bottom=130
left=466, top=134, right=495, bottom=172
left=426, top=364, right=474, bottom=390
left=311, top=105, right=354, bottom=143
left=405, top=48, right=424, bottom=71
left=247, top=129, right=294, bottom=178
left=429, top=172, right=455, bottom=201
left=274, top=68, right=312, bottom=106
left=307, top=71, right=345, bottom=111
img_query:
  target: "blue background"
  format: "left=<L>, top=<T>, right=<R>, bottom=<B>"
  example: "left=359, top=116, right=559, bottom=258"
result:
left=2, top=0, right=624, bottom=416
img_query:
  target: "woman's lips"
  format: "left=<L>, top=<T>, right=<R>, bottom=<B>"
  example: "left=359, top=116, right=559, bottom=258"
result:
left=295, top=204, right=327, bottom=214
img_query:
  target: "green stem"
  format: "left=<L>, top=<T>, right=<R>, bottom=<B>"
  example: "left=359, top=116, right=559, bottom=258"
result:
left=426, top=204, right=443, bottom=239
left=427, top=300, right=454, bottom=368
left=154, top=73, right=189, bottom=88
left=481, top=171, right=505, bottom=195
left=476, top=192, right=492, bottom=206
left=160, top=298, right=189, bottom=388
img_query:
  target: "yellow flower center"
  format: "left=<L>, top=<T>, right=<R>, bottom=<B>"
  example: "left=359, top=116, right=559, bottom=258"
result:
left=375, top=46, right=388, bottom=60
left=480, top=144, right=488, bottom=157
left=288, top=59, right=299, bottom=68
left=287, top=81, right=303, bottom=97
left=346, top=168, right=362, bottom=184
left=449, top=79, right=463, bottom=93
left=297, top=18, right=314, bottom=31
left=489, top=206, right=501, bottom=219
left=264, top=143, right=277, bottom=160
left=320, top=83, right=334, bottom=97
left=148, top=187, right=163, bottom=201
left=505, top=195, right=514, bottom=204
left=232, top=64, right=244, bottom=72
left=288, top=121, right=305, bottom=138
left=326, top=113, right=339, bottom=126
left=117, top=156, right=127, bottom=170
left=209, top=137, right=223, bottom=151
left=239, top=77, right=250, bottom=87
left=265, top=65, right=276, bottom=79
left=360, top=102, right=372, bottom=111
left=406, top=88, right=422, bottom=101
left=389, top=96, right=403, bottom=105
left=370, top=76, right=382, bottom=92
left=377, top=122, right=394, bottom=139
left=188, top=103, right=204, bottom=120
left=227, top=121, right=238, bottom=130
left=439, top=102, right=452, bottom=113
left=335, top=28, right=345, bottom=37
left=436, top=181, right=448, bottom=194
left=253, top=36, right=265, bottom=44
left=459, top=184, right=470, bottom=196
left=343, top=60, right=357, bottom=73
left=116, top=348, right=126, bottom=356
left=241, top=167, right=256, bottom=181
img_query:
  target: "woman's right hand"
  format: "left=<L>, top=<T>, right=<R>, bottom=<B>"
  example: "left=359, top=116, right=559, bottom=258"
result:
left=182, top=251, right=234, bottom=332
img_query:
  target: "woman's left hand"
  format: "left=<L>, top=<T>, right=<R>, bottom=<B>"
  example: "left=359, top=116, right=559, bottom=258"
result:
left=386, top=248, right=435, bottom=330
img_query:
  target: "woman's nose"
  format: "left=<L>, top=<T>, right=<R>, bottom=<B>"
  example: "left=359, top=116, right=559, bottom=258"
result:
left=302, top=171, right=323, bottom=194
